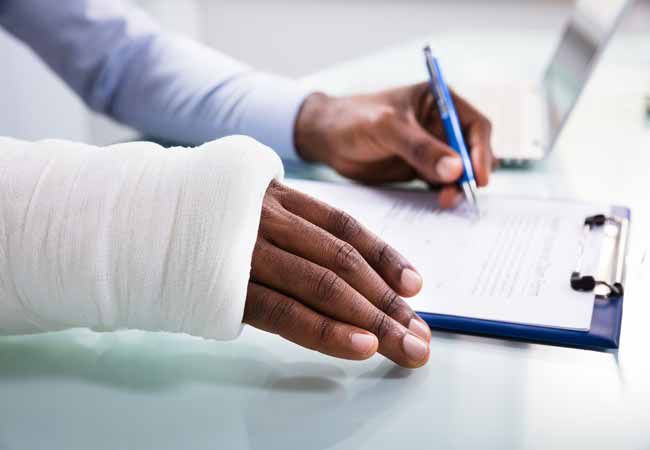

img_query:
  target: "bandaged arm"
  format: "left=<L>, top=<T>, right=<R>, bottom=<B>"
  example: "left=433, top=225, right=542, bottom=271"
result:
left=0, top=136, right=283, bottom=339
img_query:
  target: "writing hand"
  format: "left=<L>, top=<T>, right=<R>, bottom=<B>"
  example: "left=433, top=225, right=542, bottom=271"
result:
left=295, top=83, right=495, bottom=208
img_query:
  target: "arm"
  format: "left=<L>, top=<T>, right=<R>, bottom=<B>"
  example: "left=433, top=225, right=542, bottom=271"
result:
left=0, top=136, right=284, bottom=339
left=0, top=0, right=494, bottom=196
left=0, top=0, right=311, bottom=160
left=0, top=136, right=431, bottom=368
left=0, top=0, right=433, bottom=367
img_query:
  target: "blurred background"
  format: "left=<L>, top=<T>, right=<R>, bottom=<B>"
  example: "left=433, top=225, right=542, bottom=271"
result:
left=1, top=0, right=648, bottom=145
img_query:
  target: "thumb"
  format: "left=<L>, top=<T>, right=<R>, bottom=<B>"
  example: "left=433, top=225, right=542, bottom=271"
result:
left=435, top=154, right=464, bottom=183
left=397, top=125, right=463, bottom=184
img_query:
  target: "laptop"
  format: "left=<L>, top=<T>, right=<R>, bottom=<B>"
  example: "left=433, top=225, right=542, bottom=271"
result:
left=472, top=0, right=634, bottom=164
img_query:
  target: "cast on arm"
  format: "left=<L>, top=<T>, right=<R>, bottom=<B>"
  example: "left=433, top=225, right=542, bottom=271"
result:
left=0, top=136, right=282, bottom=339
left=0, top=0, right=312, bottom=160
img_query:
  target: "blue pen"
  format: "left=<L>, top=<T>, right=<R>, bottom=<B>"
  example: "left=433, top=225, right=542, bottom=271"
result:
left=423, top=45, right=480, bottom=215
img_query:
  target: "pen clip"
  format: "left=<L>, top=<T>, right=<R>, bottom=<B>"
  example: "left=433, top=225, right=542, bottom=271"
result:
left=423, top=46, right=449, bottom=119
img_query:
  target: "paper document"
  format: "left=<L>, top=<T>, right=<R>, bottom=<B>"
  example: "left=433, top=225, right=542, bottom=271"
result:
left=286, top=179, right=605, bottom=331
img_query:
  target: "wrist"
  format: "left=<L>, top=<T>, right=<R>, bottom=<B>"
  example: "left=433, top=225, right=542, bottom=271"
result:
left=294, top=92, right=333, bottom=163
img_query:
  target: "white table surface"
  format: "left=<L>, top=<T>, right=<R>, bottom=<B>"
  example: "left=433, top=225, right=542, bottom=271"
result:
left=1, top=20, right=649, bottom=450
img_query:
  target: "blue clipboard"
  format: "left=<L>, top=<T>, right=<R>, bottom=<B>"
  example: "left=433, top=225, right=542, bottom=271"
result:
left=417, top=206, right=630, bottom=350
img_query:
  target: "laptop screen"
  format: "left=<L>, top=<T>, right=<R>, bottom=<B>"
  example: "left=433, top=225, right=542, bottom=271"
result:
left=543, top=0, right=631, bottom=145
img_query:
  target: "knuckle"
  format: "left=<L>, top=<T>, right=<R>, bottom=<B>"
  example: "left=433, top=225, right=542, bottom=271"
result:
left=267, top=297, right=296, bottom=331
left=259, top=202, right=275, bottom=222
left=380, top=288, right=401, bottom=317
left=374, top=105, right=398, bottom=127
left=329, top=209, right=362, bottom=241
left=315, top=318, right=336, bottom=343
left=268, top=178, right=288, bottom=196
left=371, top=313, right=391, bottom=341
left=283, top=211, right=303, bottom=231
left=373, top=241, right=396, bottom=268
left=277, top=185, right=305, bottom=211
left=334, top=242, right=362, bottom=273
left=259, top=201, right=285, bottom=228
left=315, top=270, right=343, bottom=304
left=409, top=139, right=431, bottom=163
left=264, top=179, right=286, bottom=204
left=480, top=116, right=493, bottom=134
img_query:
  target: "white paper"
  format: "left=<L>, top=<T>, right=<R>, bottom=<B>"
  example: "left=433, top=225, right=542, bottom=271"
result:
left=286, top=179, right=604, bottom=331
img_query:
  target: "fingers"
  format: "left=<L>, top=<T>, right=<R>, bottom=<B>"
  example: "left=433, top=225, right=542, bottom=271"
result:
left=425, top=183, right=466, bottom=209
left=250, top=241, right=430, bottom=368
left=244, top=282, right=378, bottom=360
left=251, top=181, right=430, bottom=367
left=438, top=185, right=463, bottom=209
left=394, top=124, right=464, bottom=185
left=258, top=212, right=430, bottom=340
left=404, top=83, right=494, bottom=187
left=279, top=186, right=423, bottom=298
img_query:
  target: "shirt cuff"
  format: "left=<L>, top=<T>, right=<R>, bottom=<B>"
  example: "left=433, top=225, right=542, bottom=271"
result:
left=236, top=73, right=314, bottom=163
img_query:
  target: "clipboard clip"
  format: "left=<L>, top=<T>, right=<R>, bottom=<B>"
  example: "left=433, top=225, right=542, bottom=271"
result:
left=570, top=214, right=628, bottom=298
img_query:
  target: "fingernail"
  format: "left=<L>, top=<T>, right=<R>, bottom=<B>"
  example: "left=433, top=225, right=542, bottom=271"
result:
left=403, top=334, right=429, bottom=362
left=436, top=156, right=462, bottom=181
left=350, top=333, right=377, bottom=354
left=409, top=318, right=431, bottom=341
left=400, top=268, right=423, bottom=294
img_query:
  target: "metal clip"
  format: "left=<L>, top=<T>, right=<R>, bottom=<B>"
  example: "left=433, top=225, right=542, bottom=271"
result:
left=570, top=214, right=628, bottom=298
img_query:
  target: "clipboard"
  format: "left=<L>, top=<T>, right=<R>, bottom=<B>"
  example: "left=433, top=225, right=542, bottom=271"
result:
left=417, top=206, right=630, bottom=350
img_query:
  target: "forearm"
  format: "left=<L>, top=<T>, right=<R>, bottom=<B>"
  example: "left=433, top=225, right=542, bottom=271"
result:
left=0, top=0, right=312, bottom=160
left=0, top=136, right=283, bottom=338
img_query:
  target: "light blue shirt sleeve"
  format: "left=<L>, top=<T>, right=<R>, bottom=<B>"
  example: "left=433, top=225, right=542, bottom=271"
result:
left=0, top=0, right=313, bottom=161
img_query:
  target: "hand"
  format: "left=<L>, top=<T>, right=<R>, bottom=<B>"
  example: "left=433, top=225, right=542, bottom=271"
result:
left=294, top=83, right=495, bottom=208
left=244, top=180, right=432, bottom=368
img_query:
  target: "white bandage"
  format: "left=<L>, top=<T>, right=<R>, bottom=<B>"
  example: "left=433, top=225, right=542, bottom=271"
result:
left=0, top=135, right=283, bottom=339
